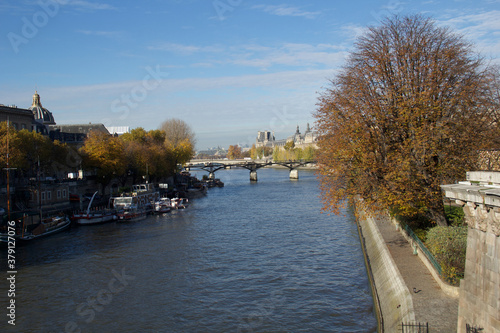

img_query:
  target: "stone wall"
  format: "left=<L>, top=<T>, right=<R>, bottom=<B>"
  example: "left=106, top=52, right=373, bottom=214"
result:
left=457, top=226, right=500, bottom=332
left=441, top=171, right=500, bottom=332
left=356, top=209, right=415, bottom=332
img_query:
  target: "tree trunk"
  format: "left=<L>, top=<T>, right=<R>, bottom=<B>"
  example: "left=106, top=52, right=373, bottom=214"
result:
left=426, top=206, right=448, bottom=227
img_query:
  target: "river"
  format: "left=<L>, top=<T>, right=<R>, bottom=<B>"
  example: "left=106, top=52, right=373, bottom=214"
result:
left=2, top=168, right=377, bottom=332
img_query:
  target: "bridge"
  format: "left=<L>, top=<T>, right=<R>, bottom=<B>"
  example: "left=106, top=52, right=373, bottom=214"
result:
left=184, top=159, right=317, bottom=181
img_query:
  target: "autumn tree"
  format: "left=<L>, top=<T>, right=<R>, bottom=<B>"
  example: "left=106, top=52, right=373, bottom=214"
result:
left=257, top=146, right=273, bottom=159
left=315, top=15, right=499, bottom=226
left=160, top=118, right=196, bottom=172
left=250, top=144, right=257, bottom=160
left=80, top=130, right=127, bottom=189
left=227, top=145, right=242, bottom=160
left=0, top=122, right=78, bottom=180
left=0, top=122, right=25, bottom=171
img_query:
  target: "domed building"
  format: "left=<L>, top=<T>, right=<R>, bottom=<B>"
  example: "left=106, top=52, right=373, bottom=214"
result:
left=29, top=91, right=55, bottom=134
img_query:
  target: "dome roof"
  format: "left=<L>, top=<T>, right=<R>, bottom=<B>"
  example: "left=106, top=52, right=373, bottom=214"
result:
left=29, top=91, right=55, bottom=125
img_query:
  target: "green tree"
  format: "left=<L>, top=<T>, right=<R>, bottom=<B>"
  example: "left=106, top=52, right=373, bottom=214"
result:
left=284, top=141, right=295, bottom=151
left=426, top=226, right=467, bottom=285
left=315, top=15, right=499, bottom=225
left=302, top=146, right=317, bottom=160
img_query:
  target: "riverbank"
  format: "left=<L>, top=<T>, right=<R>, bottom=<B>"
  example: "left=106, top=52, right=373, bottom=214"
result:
left=357, top=208, right=459, bottom=332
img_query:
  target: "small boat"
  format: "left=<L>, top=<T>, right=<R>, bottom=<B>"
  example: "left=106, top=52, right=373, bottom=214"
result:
left=1, top=214, right=71, bottom=242
left=72, top=191, right=116, bottom=225
left=72, top=211, right=116, bottom=225
left=186, top=182, right=208, bottom=198
left=116, top=206, right=148, bottom=221
left=154, top=198, right=171, bottom=214
left=170, top=197, right=188, bottom=209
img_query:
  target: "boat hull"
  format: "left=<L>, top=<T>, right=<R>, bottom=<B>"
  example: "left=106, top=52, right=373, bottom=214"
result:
left=73, top=213, right=116, bottom=225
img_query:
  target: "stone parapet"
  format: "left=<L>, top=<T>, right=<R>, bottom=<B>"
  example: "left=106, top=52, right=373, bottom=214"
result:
left=441, top=171, right=500, bottom=236
left=441, top=171, right=500, bottom=333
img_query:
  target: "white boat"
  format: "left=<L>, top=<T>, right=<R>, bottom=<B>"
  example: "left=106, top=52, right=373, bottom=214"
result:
left=111, top=184, right=159, bottom=221
left=154, top=198, right=171, bottom=214
left=72, top=191, right=116, bottom=225
left=170, top=197, right=189, bottom=209
left=73, top=211, right=116, bottom=225
left=116, top=206, right=148, bottom=221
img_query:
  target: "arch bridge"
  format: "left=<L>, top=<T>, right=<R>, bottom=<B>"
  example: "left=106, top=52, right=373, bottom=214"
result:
left=184, top=159, right=316, bottom=182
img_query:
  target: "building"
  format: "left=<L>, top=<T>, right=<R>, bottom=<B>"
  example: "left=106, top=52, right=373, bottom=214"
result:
left=256, top=130, right=275, bottom=148
left=106, top=126, right=130, bottom=136
left=50, top=123, right=110, bottom=147
left=286, top=123, right=317, bottom=149
left=0, top=104, right=34, bottom=131
left=29, top=91, right=56, bottom=134
left=0, top=91, right=110, bottom=146
left=256, top=124, right=318, bottom=149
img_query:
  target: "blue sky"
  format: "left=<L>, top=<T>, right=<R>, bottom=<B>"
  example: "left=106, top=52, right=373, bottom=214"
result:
left=1, top=0, right=500, bottom=150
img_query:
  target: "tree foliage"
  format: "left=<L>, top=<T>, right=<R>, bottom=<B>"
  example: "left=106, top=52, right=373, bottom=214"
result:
left=80, top=130, right=127, bottom=186
left=0, top=122, right=77, bottom=179
left=315, top=15, right=499, bottom=226
left=426, top=226, right=467, bottom=285
left=227, top=145, right=242, bottom=160
left=273, top=146, right=317, bottom=162
left=160, top=118, right=196, bottom=171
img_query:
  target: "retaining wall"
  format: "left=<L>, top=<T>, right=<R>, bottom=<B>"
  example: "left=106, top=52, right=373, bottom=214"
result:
left=357, top=209, right=415, bottom=332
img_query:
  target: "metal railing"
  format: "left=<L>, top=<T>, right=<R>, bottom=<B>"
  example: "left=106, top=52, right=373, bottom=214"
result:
left=401, top=322, right=429, bottom=332
left=399, top=220, right=443, bottom=276
left=466, top=324, right=483, bottom=332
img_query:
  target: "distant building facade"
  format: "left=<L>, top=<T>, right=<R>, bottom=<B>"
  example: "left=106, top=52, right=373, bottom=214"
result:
left=0, top=91, right=111, bottom=148
left=0, top=104, right=34, bottom=131
left=50, top=123, right=110, bottom=146
left=256, top=124, right=318, bottom=149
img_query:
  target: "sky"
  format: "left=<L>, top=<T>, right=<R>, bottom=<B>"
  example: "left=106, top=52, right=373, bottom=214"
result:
left=1, top=0, right=500, bottom=150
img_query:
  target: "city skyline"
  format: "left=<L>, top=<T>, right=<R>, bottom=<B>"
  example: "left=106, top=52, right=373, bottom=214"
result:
left=1, top=0, right=499, bottom=149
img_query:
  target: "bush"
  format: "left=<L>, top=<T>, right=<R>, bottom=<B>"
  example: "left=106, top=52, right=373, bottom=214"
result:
left=444, top=205, right=465, bottom=226
left=425, top=226, right=467, bottom=285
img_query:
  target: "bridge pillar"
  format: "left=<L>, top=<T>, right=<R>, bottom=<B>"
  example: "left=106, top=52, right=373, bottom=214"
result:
left=289, top=169, right=299, bottom=180
left=250, top=170, right=258, bottom=182
left=208, top=172, right=215, bottom=180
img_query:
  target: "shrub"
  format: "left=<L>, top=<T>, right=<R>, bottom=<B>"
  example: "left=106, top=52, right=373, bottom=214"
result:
left=425, top=226, right=467, bottom=285
left=444, top=205, right=465, bottom=226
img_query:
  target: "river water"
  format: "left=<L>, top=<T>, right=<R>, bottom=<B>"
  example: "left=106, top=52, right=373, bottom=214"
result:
left=2, top=168, right=377, bottom=332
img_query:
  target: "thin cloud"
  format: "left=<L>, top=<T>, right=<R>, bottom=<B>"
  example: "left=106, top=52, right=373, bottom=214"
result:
left=252, top=4, right=320, bottom=19
left=63, top=0, right=117, bottom=11
left=77, top=30, right=121, bottom=37
left=148, top=43, right=223, bottom=55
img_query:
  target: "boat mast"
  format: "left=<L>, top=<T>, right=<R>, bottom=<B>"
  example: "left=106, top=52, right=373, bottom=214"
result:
left=4, top=117, right=16, bottom=222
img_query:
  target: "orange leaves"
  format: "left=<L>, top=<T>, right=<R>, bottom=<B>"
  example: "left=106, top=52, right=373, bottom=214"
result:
left=80, top=130, right=127, bottom=181
left=314, top=14, right=499, bottom=226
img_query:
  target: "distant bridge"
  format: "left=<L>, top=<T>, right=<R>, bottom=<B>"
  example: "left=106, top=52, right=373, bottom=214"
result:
left=184, top=159, right=317, bottom=181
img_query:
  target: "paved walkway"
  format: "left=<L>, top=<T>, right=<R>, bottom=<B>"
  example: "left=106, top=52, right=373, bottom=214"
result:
left=374, top=216, right=459, bottom=332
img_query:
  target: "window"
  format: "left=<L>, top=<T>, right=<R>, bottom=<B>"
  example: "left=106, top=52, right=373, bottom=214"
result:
left=62, top=189, right=67, bottom=198
left=41, top=192, right=45, bottom=202
left=57, top=190, right=61, bottom=199
left=47, top=191, right=51, bottom=200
